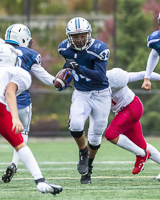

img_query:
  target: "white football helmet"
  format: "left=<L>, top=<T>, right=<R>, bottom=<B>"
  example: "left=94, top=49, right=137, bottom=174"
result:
left=0, top=43, right=19, bottom=67
left=66, top=17, right=92, bottom=51
left=5, top=24, right=32, bottom=48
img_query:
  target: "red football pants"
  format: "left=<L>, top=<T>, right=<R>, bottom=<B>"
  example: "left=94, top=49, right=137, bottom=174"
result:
left=0, top=103, right=23, bottom=147
left=105, top=96, right=147, bottom=149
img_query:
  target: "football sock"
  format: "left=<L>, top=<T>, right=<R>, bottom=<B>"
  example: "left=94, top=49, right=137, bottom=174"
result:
left=89, top=158, right=94, bottom=168
left=17, top=146, right=43, bottom=180
left=116, top=135, right=146, bottom=157
left=12, top=134, right=28, bottom=167
left=12, top=149, right=20, bottom=167
left=147, top=143, right=160, bottom=164
left=80, top=146, right=88, bottom=154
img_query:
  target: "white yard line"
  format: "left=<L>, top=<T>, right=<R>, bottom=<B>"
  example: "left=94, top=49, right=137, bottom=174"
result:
left=5, top=176, right=156, bottom=181
left=0, top=160, right=156, bottom=165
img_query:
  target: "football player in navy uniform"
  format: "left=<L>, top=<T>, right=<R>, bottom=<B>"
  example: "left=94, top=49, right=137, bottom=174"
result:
left=141, top=12, right=160, bottom=91
left=0, top=43, right=62, bottom=195
left=58, top=17, right=111, bottom=184
left=2, top=24, right=55, bottom=183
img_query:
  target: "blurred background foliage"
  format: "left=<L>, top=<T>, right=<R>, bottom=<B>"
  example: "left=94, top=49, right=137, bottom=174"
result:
left=0, top=0, right=160, bottom=136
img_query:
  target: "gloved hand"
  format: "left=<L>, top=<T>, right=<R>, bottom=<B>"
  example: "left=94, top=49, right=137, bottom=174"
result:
left=64, top=59, right=79, bottom=70
left=56, top=84, right=72, bottom=91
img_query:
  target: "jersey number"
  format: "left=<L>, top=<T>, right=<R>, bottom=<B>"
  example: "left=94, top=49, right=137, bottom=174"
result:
left=71, top=70, right=91, bottom=82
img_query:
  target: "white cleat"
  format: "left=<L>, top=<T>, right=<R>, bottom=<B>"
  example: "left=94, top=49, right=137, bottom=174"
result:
left=156, top=174, right=160, bottom=180
left=36, top=178, right=62, bottom=195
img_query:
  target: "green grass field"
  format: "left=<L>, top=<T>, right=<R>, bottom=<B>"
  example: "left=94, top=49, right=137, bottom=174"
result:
left=0, top=136, right=160, bottom=200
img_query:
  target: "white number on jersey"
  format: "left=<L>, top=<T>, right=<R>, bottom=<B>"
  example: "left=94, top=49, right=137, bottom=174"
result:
left=15, top=49, right=23, bottom=67
left=71, top=70, right=91, bottom=82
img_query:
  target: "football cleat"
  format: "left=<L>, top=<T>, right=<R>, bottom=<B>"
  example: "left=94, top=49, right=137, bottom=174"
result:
left=81, top=166, right=93, bottom=184
left=2, top=163, right=17, bottom=183
left=35, top=178, right=62, bottom=195
left=132, top=150, right=150, bottom=174
left=77, top=149, right=89, bottom=175
left=156, top=174, right=160, bottom=180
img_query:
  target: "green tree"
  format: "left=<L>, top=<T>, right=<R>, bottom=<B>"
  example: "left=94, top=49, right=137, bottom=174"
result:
left=115, top=0, right=160, bottom=134
left=116, top=0, right=152, bottom=74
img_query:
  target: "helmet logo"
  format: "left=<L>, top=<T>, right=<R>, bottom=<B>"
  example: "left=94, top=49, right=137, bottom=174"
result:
left=76, top=29, right=82, bottom=31
left=24, top=28, right=31, bottom=37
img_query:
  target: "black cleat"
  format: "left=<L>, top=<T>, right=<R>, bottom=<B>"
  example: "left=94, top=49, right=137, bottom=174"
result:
left=2, top=163, right=17, bottom=183
left=77, top=149, right=89, bottom=175
left=35, top=178, right=62, bottom=195
left=81, top=166, right=93, bottom=184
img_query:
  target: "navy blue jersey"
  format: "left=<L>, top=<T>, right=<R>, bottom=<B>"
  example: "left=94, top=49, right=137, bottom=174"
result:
left=147, top=30, right=160, bottom=56
left=58, top=39, right=110, bottom=91
left=15, top=47, right=41, bottom=108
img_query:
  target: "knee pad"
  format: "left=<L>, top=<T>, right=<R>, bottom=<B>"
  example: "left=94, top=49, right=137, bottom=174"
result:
left=70, top=130, right=83, bottom=138
left=88, top=133, right=102, bottom=147
left=69, top=119, right=84, bottom=132
left=88, top=141, right=101, bottom=150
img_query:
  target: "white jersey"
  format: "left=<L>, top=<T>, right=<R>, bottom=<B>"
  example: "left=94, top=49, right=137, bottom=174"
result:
left=107, top=68, right=135, bottom=113
left=0, top=67, right=31, bottom=107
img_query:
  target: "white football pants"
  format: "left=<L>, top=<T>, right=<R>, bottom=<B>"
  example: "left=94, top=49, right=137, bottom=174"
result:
left=69, top=88, right=111, bottom=146
left=11, top=104, right=32, bottom=166
left=18, top=104, right=32, bottom=135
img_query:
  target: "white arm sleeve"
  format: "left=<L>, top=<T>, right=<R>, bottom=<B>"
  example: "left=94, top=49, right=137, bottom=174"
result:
left=31, top=64, right=55, bottom=86
left=128, top=71, right=160, bottom=83
left=144, top=49, right=159, bottom=79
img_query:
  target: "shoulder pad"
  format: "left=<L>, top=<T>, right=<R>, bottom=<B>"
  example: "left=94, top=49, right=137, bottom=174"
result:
left=58, top=39, right=69, bottom=53
left=107, top=68, right=129, bottom=88
left=147, top=30, right=160, bottom=49
left=27, top=48, right=41, bottom=64
left=87, top=39, right=110, bottom=61
left=17, top=47, right=41, bottom=64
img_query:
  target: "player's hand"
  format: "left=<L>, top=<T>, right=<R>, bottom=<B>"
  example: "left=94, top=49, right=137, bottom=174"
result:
left=56, top=84, right=72, bottom=91
left=141, top=78, right=151, bottom=91
left=12, top=117, right=24, bottom=134
left=64, top=59, right=79, bottom=70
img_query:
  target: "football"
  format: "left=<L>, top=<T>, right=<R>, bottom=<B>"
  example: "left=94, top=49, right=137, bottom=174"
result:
left=54, top=68, right=73, bottom=89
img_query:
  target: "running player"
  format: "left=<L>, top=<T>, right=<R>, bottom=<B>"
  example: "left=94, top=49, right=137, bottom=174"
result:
left=2, top=24, right=56, bottom=182
left=106, top=68, right=160, bottom=178
left=0, top=43, right=62, bottom=195
left=58, top=17, right=111, bottom=184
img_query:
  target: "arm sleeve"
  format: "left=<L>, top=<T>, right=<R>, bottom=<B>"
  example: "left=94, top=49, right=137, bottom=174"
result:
left=144, top=49, right=159, bottom=79
left=76, top=60, right=107, bottom=82
left=31, top=63, right=55, bottom=86
left=128, top=71, right=160, bottom=83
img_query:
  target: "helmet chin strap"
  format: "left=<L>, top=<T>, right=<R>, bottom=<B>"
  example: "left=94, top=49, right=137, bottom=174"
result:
left=28, top=39, right=33, bottom=48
